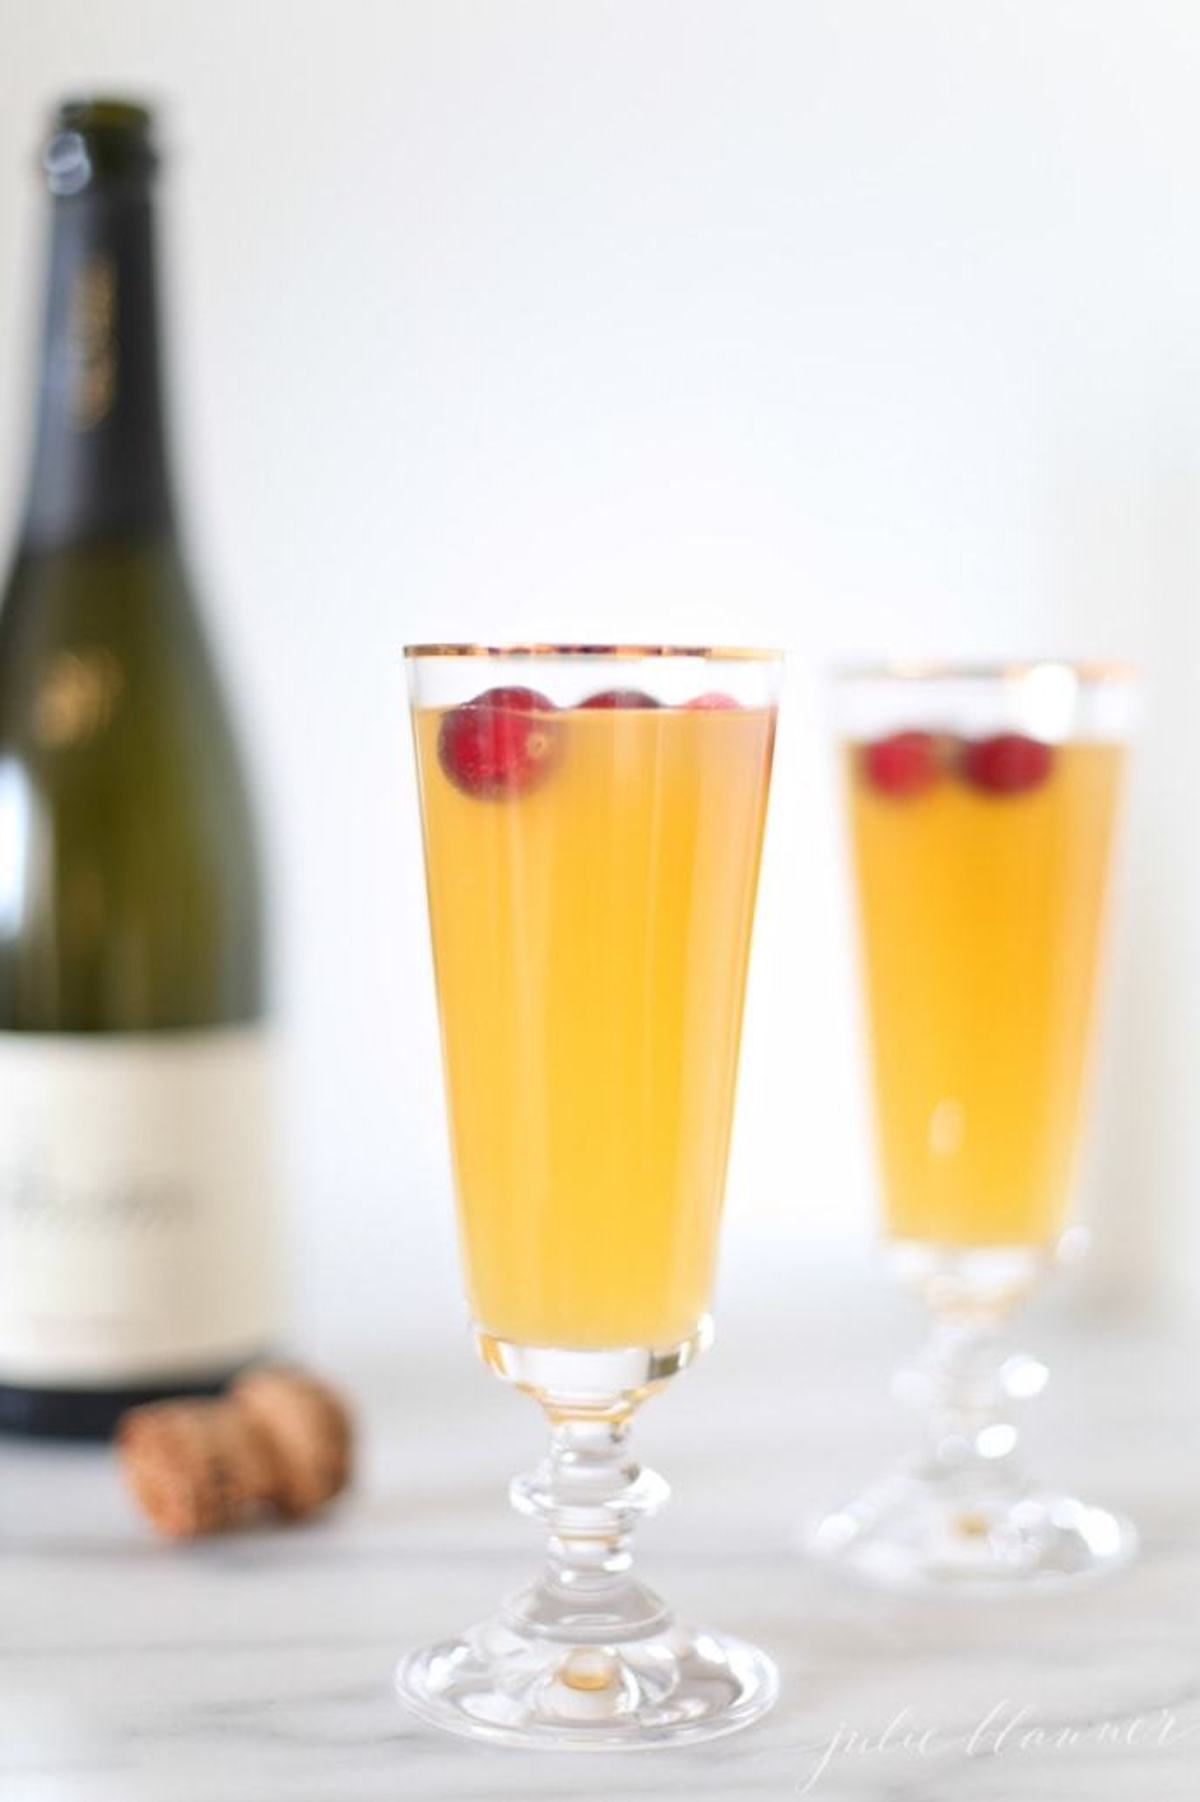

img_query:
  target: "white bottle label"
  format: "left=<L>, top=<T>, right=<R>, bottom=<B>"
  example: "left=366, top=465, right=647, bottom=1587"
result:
left=0, top=1026, right=282, bottom=1385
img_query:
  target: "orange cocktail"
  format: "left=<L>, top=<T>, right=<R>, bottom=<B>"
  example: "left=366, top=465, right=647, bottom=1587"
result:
left=413, top=688, right=775, bottom=1349
left=848, top=730, right=1123, bottom=1249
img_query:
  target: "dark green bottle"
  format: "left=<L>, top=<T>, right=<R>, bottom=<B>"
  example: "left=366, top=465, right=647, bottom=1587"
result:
left=0, top=100, right=279, bottom=1437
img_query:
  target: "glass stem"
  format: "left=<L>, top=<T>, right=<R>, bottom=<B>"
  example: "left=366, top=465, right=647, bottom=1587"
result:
left=507, top=1410, right=672, bottom=1641
left=897, top=1314, right=1048, bottom=1505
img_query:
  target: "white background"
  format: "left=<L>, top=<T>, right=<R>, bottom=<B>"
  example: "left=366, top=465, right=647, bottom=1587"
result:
left=1, top=1, right=1197, bottom=1351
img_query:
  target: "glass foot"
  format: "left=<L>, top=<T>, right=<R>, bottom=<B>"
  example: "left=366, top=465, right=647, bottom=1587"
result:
left=397, top=1615, right=778, bottom=1749
left=809, top=1472, right=1138, bottom=1596
left=396, top=1332, right=777, bottom=1748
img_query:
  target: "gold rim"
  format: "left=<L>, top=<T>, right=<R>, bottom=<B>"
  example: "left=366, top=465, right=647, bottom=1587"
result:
left=833, top=659, right=1137, bottom=684
left=404, top=642, right=783, bottom=662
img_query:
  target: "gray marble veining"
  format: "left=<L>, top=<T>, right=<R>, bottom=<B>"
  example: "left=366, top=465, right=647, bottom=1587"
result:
left=3, top=1307, right=1199, bottom=1800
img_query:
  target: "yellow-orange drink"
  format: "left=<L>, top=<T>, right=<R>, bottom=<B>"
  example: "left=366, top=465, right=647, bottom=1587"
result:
left=414, top=692, right=775, bottom=1348
left=847, top=731, right=1123, bottom=1248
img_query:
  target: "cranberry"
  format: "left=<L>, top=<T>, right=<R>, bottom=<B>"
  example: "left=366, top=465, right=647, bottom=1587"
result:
left=862, top=731, right=941, bottom=798
left=960, top=733, right=1054, bottom=796
left=437, top=686, right=561, bottom=799
left=686, top=692, right=740, bottom=710
left=579, top=688, right=662, bottom=709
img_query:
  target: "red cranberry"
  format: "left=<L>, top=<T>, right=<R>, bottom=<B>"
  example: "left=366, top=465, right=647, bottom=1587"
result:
left=438, top=686, right=561, bottom=799
left=579, top=689, right=662, bottom=709
left=960, top=733, right=1055, bottom=796
left=862, top=731, right=941, bottom=798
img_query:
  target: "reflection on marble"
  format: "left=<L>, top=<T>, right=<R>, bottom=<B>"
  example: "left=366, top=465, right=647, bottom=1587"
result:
left=3, top=1302, right=1199, bottom=1800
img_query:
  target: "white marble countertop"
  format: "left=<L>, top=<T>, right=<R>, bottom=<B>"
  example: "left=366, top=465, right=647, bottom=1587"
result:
left=4, top=1291, right=1199, bottom=1801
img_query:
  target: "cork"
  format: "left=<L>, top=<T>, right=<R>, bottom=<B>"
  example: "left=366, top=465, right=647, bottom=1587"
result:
left=231, top=1366, right=353, bottom=1519
left=117, top=1398, right=277, bottom=1539
left=117, top=1366, right=354, bottom=1539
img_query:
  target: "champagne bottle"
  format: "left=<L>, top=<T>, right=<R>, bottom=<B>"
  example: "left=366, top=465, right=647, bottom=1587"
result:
left=0, top=99, right=279, bottom=1437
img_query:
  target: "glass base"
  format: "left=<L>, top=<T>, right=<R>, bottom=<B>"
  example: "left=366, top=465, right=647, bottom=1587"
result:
left=809, top=1471, right=1138, bottom=1596
left=809, top=1240, right=1139, bottom=1595
left=397, top=1615, right=778, bottom=1749
left=396, top=1323, right=777, bottom=1748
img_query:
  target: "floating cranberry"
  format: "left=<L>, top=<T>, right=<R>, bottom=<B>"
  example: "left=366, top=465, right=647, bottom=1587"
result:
left=438, top=686, right=561, bottom=799
left=579, top=688, right=662, bottom=709
left=960, top=733, right=1054, bottom=796
left=862, top=731, right=940, bottom=798
left=686, top=691, right=740, bottom=710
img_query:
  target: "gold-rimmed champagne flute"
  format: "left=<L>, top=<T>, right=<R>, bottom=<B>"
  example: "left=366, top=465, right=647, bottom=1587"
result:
left=399, top=645, right=780, bottom=1746
left=813, top=661, right=1137, bottom=1592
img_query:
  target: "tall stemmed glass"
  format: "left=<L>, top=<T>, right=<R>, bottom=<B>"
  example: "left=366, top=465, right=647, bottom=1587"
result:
left=814, top=662, right=1137, bottom=1593
left=401, top=645, right=780, bottom=1747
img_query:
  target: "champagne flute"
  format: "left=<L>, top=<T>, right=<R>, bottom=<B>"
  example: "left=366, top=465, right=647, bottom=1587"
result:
left=400, top=645, right=781, bottom=1746
left=813, top=662, right=1137, bottom=1592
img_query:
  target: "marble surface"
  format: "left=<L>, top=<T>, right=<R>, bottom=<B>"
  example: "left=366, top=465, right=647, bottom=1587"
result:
left=3, top=1296, right=1199, bottom=1801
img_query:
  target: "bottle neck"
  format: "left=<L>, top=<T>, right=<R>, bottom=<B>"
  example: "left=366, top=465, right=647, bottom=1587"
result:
left=21, top=181, right=176, bottom=552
